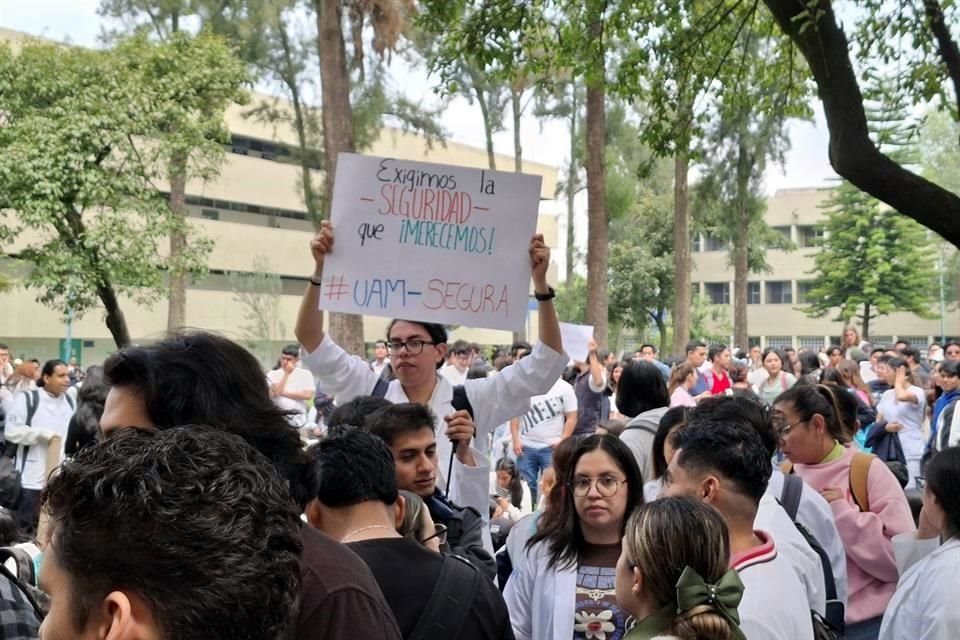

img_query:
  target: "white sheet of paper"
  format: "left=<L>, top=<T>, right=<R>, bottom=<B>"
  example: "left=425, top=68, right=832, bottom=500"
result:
left=319, top=153, right=543, bottom=331
left=560, top=322, right=594, bottom=363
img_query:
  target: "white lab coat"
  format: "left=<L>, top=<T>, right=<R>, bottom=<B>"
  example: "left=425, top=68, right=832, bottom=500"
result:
left=879, top=535, right=960, bottom=640
left=768, top=466, right=849, bottom=607
left=755, top=493, right=827, bottom=616
left=503, top=539, right=577, bottom=640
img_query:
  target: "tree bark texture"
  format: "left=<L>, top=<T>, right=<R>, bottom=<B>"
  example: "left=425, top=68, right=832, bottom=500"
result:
left=166, top=164, right=188, bottom=331
left=733, top=137, right=751, bottom=349
left=671, top=149, right=692, bottom=356
left=565, top=92, right=578, bottom=285
left=316, top=0, right=364, bottom=355
left=763, top=0, right=960, bottom=246
left=861, top=302, right=872, bottom=340
left=475, top=83, right=497, bottom=171
left=585, top=81, right=608, bottom=347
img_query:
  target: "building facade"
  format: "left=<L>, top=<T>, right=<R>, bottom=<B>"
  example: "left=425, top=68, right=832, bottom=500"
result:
left=691, top=187, right=959, bottom=350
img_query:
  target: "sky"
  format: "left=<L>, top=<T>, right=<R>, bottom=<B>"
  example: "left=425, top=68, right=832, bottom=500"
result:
left=0, top=0, right=839, bottom=194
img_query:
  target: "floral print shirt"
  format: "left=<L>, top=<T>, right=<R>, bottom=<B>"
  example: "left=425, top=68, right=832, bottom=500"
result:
left=573, top=543, right=628, bottom=640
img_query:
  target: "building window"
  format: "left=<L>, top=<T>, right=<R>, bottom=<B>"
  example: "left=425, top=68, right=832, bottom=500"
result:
left=796, top=281, right=815, bottom=304
left=227, top=135, right=316, bottom=169
left=797, top=336, right=825, bottom=351
left=705, top=282, right=730, bottom=305
left=200, top=209, right=220, bottom=221
left=769, top=226, right=791, bottom=247
left=766, top=336, right=792, bottom=349
left=692, top=234, right=702, bottom=253
left=798, top=225, right=824, bottom=248
left=703, top=235, right=727, bottom=251
left=748, top=336, right=761, bottom=348
left=184, top=195, right=309, bottom=221
left=765, top=281, right=793, bottom=304
left=747, top=282, right=761, bottom=305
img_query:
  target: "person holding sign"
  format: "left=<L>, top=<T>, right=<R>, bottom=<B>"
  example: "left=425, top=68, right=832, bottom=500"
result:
left=295, top=221, right=567, bottom=526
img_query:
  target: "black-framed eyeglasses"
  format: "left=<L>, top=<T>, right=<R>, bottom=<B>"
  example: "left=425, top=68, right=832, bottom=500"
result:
left=386, top=339, right=436, bottom=355
left=420, top=522, right=448, bottom=546
left=568, top=476, right=627, bottom=498
left=772, top=417, right=807, bottom=437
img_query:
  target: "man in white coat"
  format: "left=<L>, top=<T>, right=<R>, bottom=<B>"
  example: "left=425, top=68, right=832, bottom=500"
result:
left=662, top=420, right=814, bottom=640
left=295, top=221, right=568, bottom=528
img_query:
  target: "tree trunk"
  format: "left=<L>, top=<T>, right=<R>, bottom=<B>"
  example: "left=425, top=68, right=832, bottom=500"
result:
left=166, top=161, right=188, bottom=330
left=732, top=139, right=751, bottom=349
left=862, top=302, right=871, bottom=340
left=99, top=283, right=132, bottom=348
left=278, top=14, right=320, bottom=225
left=511, top=88, right=523, bottom=173
left=656, top=309, right=668, bottom=355
left=474, top=81, right=497, bottom=171
left=671, top=146, right=692, bottom=356
left=316, top=0, right=364, bottom=355
left=510, top=87, right=526, bottom=345
left=565, top=90, right=578, bottom=285
left=585, top=80, right=608, bottom=347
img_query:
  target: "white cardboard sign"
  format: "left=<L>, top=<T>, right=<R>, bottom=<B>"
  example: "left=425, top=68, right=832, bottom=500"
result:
left=320, top=153, right=543, bottom=331
left=560, top=322, right=595, bottom=363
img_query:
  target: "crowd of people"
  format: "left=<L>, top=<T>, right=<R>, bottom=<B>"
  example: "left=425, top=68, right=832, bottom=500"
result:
left=0, top=225, right=957, bottom=640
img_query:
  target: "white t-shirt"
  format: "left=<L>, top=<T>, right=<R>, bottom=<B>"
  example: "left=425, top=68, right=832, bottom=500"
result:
left=267, top=367, right=315, bottom=426
left=439, top=363, right=468, bottom=386
left=877, top=386, right=926, bottom=457
left=5, top=390, right=75, bottom=490
left=517, top=379, right=578, bottom=448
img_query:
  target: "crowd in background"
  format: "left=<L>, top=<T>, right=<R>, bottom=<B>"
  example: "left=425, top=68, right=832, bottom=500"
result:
left=0, top=227, right=957, bottom=640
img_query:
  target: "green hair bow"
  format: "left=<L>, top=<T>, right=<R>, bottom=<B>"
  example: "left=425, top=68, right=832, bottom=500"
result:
left=675, top=566, right=747, bottom=640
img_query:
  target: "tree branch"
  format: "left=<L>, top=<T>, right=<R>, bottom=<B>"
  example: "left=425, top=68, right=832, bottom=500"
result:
left=763, top=0, right=960, bottom=247
left=923, top=0, right=960, bottom=125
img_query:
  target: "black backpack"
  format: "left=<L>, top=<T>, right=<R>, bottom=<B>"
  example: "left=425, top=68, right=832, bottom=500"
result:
left=780, top=474, right=845, bottom=639
left=407, top=554, right=480, bottom=640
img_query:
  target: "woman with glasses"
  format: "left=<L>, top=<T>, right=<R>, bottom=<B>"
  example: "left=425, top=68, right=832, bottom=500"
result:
left=879, top=447, right=960, bottom=640
left=503, top=434, right=644, bottom=640
left=773, top=384, right=915, bottom=640
left=616, top=497, right=747, bottom=640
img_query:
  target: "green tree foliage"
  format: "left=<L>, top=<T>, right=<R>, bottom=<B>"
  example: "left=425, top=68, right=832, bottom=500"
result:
left=227, top=255, right=287, bottom=365
left=0, top=40, right=219, bottom=347
left=554, top=274, right=587, bottom=325
left=803, top=183, right=935, bottom=339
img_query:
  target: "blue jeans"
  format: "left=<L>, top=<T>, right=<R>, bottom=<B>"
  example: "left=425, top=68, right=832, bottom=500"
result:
left=517, top=445, right=553, bottom=505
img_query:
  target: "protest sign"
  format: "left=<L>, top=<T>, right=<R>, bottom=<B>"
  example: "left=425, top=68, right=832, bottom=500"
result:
left=559, top=322, right=595, bottom=362
left=320, top=153, right=543, bottom=331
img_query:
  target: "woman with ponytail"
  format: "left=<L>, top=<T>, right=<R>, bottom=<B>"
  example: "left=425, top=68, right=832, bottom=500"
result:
left=774, top=384, right=915, bottom=640
left=616, top=497, right=746, bottom=640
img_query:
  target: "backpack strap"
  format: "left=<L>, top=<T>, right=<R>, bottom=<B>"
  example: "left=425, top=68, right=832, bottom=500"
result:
left=779, top=473, right=803, bottom=521
left=849, top=452, right=874, bottom=513
left=450, top=385, right=474, bottom=420
left=371, top=378, right=389, bottom=399
left=64, top=393, right=74, bottom=410
left=25, top=390, right=39, bottom=427
left=407, top=554, right=478, bottom=640
left=16, top=390, right=41, bottom=474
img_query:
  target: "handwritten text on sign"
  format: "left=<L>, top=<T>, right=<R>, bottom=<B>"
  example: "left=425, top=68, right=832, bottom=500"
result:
left=321, top=154, right=543, bottom=331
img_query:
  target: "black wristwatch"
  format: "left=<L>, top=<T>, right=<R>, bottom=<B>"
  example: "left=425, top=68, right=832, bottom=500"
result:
left=534, top=287, right=556, bottom=301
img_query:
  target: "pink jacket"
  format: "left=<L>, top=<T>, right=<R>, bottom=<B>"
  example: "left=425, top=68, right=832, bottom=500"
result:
left=792, top=445, right=916, bottom=623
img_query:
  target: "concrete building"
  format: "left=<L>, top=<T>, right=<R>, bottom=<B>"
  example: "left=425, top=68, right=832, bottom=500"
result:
left=0, top=41, right=561, bottom=366
left=692, top=187, right=959, bottom=350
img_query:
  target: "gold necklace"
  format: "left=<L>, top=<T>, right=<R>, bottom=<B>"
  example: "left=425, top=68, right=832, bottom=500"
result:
left=341, top=525, right=396, bottom=542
